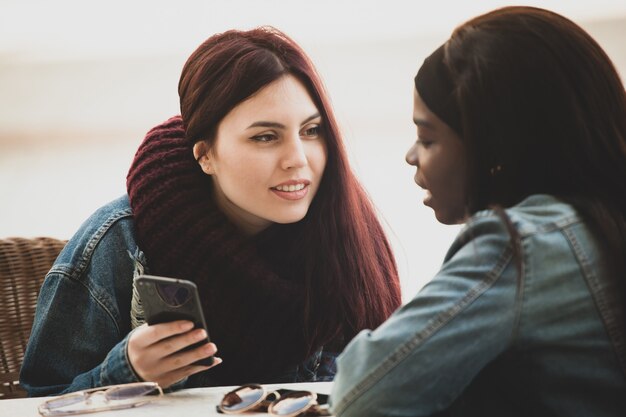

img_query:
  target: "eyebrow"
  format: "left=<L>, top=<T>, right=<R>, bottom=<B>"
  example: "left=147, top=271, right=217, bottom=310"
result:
left=413, top=117, right=436, bottom=129
left=247, top=112, right=321, bottom=130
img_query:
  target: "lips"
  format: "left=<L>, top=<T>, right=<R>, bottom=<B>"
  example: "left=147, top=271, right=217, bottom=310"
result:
left=271, top=179, right=311, bottom=190
left=270, top=185, right=309, bottom=200
left=274, top=183, right=306, bottom=192
left=422, top=190, right=433, bottom=207
left=412, top=175, right=432, bottom=206
left=270, top=179, right=311, bottom=201
left=413, top=174, right=427, bottom=190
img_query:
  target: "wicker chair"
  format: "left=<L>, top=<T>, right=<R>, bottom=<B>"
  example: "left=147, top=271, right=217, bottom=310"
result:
left=0, top=237, right=66, bottom=399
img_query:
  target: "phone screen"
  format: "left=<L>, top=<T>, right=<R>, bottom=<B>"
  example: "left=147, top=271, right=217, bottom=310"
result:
left=135, top=274, right=214, bottom=366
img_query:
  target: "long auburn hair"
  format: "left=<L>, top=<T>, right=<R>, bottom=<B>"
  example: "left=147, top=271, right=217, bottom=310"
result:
left=178, top=27, right=401, bottom=349
left=443, top=6, right=626, bottom=362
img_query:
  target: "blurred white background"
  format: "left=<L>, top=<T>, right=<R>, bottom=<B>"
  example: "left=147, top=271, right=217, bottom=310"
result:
left=1, top=0, right=626, bottom=300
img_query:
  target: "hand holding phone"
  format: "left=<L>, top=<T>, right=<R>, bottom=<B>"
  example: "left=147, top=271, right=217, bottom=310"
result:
left=135, top=274, right=214, bottom=366
left=127, top=319, right=219, bottom=389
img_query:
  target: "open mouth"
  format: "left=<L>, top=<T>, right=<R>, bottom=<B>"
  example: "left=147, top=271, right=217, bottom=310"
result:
left=270, top=182, right=310, bottom=200
left=272, top=183, right=306, bottom=192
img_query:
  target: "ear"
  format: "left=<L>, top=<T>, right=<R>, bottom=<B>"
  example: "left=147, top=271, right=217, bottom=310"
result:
left=193, top=141, right=215, bottom=175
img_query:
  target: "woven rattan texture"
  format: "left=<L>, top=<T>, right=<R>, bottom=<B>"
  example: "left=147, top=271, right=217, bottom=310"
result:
left=0, top=237, right=66, bottom=399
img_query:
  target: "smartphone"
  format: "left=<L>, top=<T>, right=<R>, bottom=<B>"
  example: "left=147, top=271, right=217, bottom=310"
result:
left=135, top=274, right=214, bottom=366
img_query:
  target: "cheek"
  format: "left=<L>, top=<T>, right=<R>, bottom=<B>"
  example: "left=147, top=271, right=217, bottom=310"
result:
left=438, top=159, right=468, bottom=215
left=307, top=142, right=328, bottom=175
left=214, top=151, right=268, bottom=187
left=422, top=153, right=458, bottom=191
left=438, top=161, right=463, bottom=190
left=447, top=150, right=467, bottom=189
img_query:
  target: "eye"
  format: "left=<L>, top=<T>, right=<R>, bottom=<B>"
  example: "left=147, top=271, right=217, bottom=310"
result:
left=301, top=124, right=321, bottom=138
left=416, top=138, right=433, bottom=148
left=251, top=133, right=277, bottom=143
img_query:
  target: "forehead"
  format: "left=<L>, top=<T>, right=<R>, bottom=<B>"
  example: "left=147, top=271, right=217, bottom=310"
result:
left=413, top=87, right=452, bottom=134
left=413, top=88, right=433, bottom=122
left=225, top=75, right=318, bottom=124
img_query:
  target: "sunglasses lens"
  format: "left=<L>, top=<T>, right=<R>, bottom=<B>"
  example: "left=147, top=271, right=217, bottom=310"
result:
left=220, top=385, right=265, bottom=412
left=269, top=391, right=315, bottom=416
left=44, top=392, right=86, bottom=409
left=107, top=383, right=158, bottom=400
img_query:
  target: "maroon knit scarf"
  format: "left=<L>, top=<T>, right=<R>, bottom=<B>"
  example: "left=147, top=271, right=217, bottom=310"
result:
left=126, top=116, right=313, bottom=385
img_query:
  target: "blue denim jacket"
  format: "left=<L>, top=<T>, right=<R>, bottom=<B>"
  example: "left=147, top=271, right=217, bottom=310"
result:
left=331, top=195, right=626, bottom=416
left=20, top=195, right=337, bottom=397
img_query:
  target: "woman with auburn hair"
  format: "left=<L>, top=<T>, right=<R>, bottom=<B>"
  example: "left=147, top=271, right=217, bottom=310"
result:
left=331, top=6, right=626, bottom=416
left=21, top=26, right=401, bottom=396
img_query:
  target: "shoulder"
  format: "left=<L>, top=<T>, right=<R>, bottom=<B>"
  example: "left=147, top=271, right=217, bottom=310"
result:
left=52, top=195, right=137, bottom=279
left=445, top=194, right=582, bottom=261
left=467, top=194, right=579, bottom=237
left=500, top=194, right=580, bottom=236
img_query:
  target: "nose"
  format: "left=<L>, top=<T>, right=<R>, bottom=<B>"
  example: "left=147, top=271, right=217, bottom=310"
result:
left=405, top=142, right=419, bottom=167
left=281, top=135, right=307, bottom=170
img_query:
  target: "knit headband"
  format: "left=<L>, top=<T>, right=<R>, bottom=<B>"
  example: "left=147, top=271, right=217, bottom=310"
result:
left=414, top=44, right=462, bottom=135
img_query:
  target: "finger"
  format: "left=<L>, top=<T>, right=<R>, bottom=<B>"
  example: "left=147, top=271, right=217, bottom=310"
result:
left=158, top=357, right=223, bottom=389
left=135, top=320, right=195, bottom=348
left=153, top=328, right=211, bottom=357
left=161, top=341, right=218, bottom=370
left=130, top=330, right=213, bottom=381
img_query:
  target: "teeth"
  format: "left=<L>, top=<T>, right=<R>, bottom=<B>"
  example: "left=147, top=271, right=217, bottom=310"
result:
left=275, top=183, right=306, bottom=192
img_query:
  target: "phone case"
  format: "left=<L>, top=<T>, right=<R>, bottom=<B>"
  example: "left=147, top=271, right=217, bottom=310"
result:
left=135, top=274, right=214, bottom=366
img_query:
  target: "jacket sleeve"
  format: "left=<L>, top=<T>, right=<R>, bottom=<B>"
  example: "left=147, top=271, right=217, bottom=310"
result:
left=20, top=266, right=141, bottom=397
left=330, top=215, right=522, bottom=416
left=19, top=200, right=144, bottom=397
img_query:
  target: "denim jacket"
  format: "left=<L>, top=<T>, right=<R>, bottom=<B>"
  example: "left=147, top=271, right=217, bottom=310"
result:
left=330, top=194, right=626, bottom=416
left=20, top=195, right=336, bottom=397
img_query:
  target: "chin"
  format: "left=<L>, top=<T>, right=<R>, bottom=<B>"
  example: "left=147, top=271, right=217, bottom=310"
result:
left=434, top=214, right=454, bottom=225
left=435, top=210, right=467, bottom=225
left=434, top=209, right=456, bottom=225
left=270, top=209, right=309, bottom=225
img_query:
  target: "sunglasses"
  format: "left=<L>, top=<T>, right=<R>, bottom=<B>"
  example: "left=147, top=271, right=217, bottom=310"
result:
left=218, top=383, right=332, bottom=416
left=38, top=382, right=163, bottom=416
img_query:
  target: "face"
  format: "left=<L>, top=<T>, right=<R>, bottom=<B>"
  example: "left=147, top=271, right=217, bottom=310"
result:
left=194, top=75, right=327, bottom=235
left=405, top=88, right=468, bottom=225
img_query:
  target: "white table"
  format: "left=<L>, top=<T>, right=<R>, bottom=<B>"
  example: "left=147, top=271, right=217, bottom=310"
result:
left=0, top=382, right=333, bottom=417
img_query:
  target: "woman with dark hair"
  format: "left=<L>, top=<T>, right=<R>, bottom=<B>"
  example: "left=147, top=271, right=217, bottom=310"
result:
left=331, top=6, right=626, bottom=416
left=21, top=27, right=401, bottom=396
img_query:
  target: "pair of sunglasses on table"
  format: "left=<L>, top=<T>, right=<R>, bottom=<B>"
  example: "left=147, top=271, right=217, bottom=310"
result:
left=218, top=383, right=331, bottom=416
left=38, top=382, right=163, bottom=416
left=37, top=382, right=331, bottom=416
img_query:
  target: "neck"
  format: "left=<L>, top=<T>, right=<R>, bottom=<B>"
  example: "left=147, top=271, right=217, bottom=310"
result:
left=212, top=185, right=271, bottom=236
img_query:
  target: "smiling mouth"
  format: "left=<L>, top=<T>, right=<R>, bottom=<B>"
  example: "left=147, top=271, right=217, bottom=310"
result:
left=272, top=183, right=306, bottom=192
left=270, top=183, right=309, bottom=201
